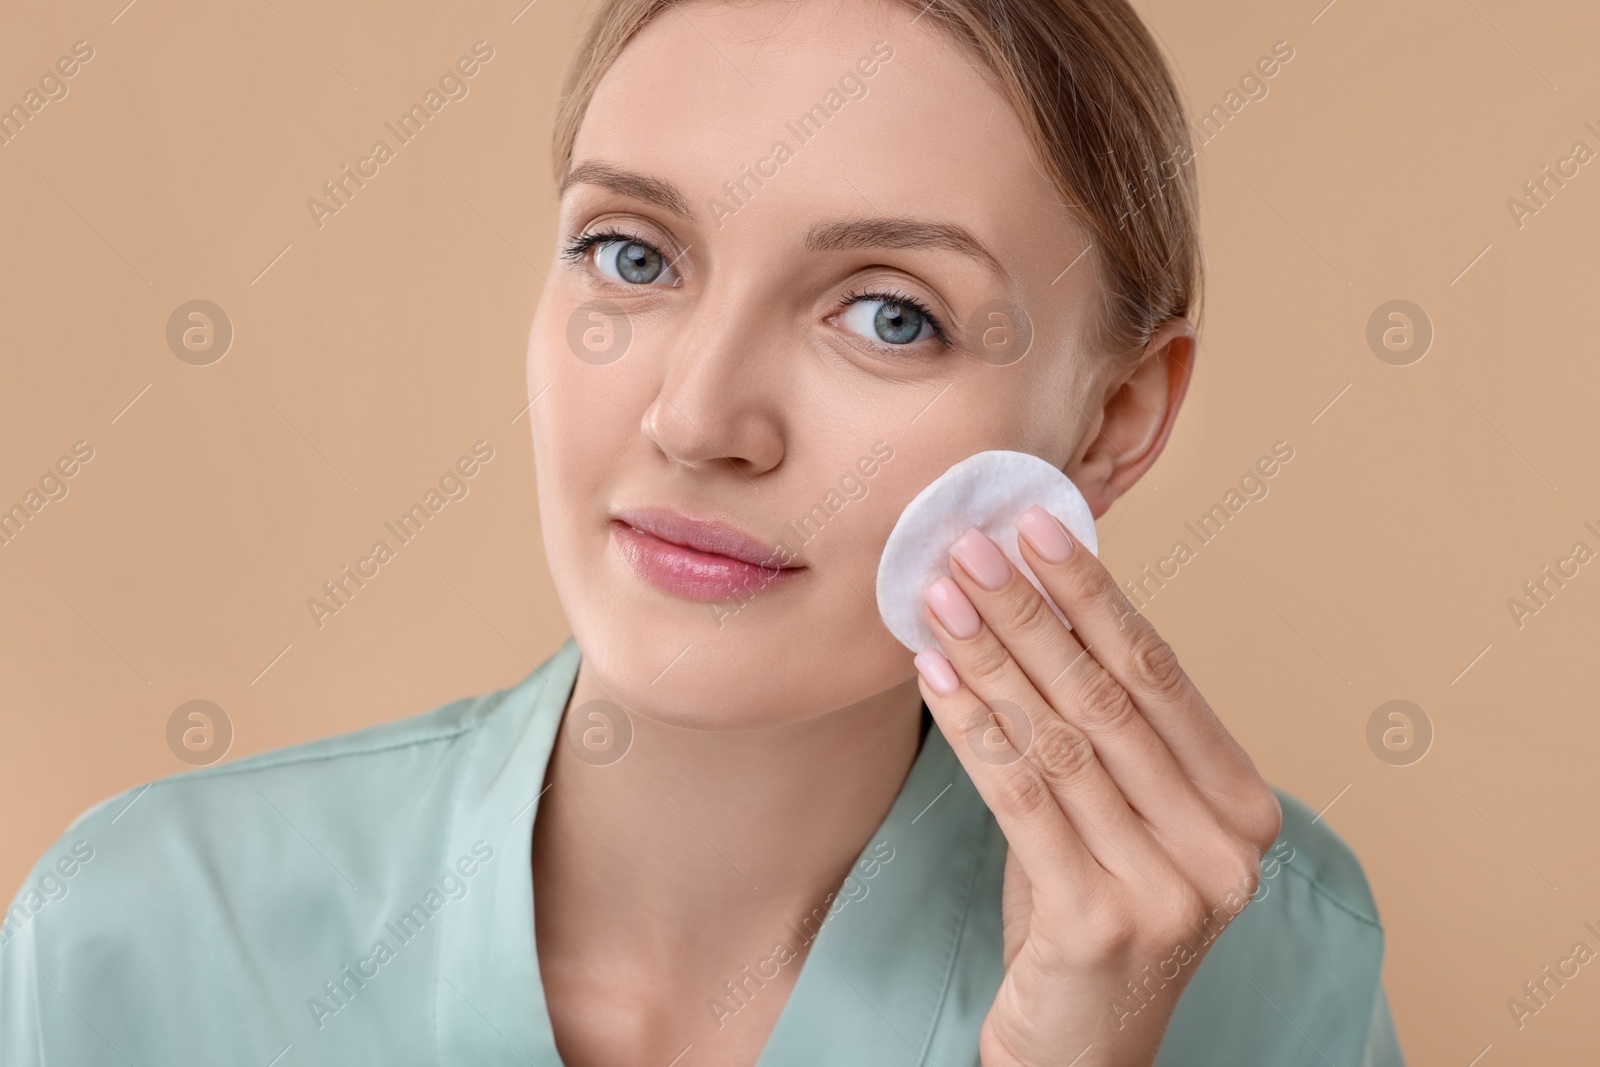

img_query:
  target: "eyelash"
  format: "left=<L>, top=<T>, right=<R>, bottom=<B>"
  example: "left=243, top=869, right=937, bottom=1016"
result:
left=559, top=226, right=657, bottom=266
left=560, top=229, right=951, bottom=348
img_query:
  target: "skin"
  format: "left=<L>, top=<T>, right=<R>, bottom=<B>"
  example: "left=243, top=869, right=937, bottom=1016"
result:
left=524, top=1, right=1281, bottom=1064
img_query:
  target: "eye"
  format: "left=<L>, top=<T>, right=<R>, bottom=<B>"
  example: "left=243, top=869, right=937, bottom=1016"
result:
left=560, top=228, right=681, bottom=287
left=594, top=238, right=677, bottom=286
left=836, top=290, right=947, bottom=347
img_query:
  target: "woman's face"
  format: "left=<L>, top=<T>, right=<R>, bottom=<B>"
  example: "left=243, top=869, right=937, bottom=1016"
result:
left=528, top=0, right=1117, bottom=729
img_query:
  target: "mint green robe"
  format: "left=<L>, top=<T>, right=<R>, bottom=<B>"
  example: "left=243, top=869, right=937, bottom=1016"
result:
left=2, top=638, right=1404, bottom=1065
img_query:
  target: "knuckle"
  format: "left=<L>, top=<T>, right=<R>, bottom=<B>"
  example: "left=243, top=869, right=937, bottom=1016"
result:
left=1229, top=841, right=1266, bottom=894
left=1238, top=784, right=1284, bottom=851
left=1022, top=917, right=1084, bottom=973
left=1079, top=893, right=1139, bottom=953
left=961, top=634, right=1013, bottom=684
left=1108, top=594, right=1144, bottom=635
left=1072, top=668, right=1139, bottom=732
left=1192, top=884, right=1240, bottom=935
left=1201, top=832, right=1265, bottom=896
left=1061, top=555, right=1112, bottom=603
left=1130, top=633, right=1186, bottom=697
left=1164, top=886, right=1209, bottom=937
left=1259, top=789, right=1285, bottom=845
left=1197, top=838, right=1265, bottom=915
left=1005, top=586, right=1058, bottom=642
left=1028, top=721, right=1098, bottom=784
left=994, top=765, right=1056, bottom=820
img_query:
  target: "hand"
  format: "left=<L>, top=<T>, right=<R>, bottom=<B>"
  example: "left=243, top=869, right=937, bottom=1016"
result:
left=911, top=507, right=1283, bottom=1067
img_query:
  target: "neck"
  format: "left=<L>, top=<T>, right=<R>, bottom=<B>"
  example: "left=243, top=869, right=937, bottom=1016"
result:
left=531, top=660, right=924, bottom=977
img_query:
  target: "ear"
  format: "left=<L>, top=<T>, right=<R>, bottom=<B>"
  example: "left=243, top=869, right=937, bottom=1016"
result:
left=1065, top=317, right=1197, bottom=519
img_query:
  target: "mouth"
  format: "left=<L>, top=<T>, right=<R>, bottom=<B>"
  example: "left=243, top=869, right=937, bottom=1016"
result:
left=609, top=505, right=806, bottom=603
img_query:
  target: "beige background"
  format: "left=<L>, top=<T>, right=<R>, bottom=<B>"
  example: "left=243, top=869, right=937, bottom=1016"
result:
left=3, top=0, right=1598, bottom=1062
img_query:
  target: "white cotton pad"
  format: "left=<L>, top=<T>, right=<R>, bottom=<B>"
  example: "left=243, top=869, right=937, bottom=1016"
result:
left=875, top=450, right=1099, bottom=654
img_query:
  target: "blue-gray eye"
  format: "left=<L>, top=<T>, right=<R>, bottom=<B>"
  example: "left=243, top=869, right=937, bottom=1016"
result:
left=595, top=239, right=677, bottom=286
left=840, top=296, right=936, bottom=345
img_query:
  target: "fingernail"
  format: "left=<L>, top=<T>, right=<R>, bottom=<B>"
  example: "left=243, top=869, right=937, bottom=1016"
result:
left=926, top=577, right=981, bottom=639
left=950, top=528, right=1011, bottom=591
left=914, top=649, right=960, bottom=696
left=1017, top=505, right=1074, bottom=564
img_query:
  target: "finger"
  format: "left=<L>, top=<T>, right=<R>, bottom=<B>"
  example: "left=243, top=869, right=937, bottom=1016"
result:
left=945, top=528, right=1219, bottom=845
left=912, top=644, right=1109, bottom=900
left=922, top=586, right=1177, bottom=890
left=1015, top=506, right=1269, bottom=820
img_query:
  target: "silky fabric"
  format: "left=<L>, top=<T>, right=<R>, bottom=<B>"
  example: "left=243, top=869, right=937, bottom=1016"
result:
left=2, top=637, right=1405, bottom=1065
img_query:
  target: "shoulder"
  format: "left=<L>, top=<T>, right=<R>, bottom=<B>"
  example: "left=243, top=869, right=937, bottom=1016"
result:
left=1, top=651, right=563, bottom=1002
left=1266, top=786, right=1384, bottom=930
left=1154, top=787, right=1389, bottom=1065
left=4, top=679, right=505, bottom=928
left=41, top=639, right=578, bottom=855
left=29, top=683, right=501, bottom=877
left=1, top=644, right=577, bottom=1062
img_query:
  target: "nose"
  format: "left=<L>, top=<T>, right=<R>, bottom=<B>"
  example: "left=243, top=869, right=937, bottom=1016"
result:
left=639, top=296, right=786, bottom=477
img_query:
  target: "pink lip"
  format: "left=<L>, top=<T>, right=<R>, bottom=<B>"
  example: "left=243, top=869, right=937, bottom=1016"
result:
left=609, top=506, right=804, bottom=602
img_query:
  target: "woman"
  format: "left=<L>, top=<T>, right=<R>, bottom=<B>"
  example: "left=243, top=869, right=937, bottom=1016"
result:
left=2, top=0, right=1404, bottom=1064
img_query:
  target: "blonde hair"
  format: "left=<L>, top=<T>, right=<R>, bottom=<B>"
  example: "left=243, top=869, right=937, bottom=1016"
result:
left=551, top=0, right=1201, bottom=364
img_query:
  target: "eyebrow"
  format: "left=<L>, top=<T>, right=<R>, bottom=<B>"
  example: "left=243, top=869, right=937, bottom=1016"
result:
left=804, top=217, right=1009, bottom=283
left=559, top=160, right=1009, bottom=282
left=559, top=160, right=698, bottom=221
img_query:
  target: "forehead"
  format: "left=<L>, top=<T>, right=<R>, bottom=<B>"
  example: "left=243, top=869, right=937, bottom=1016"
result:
left=571, top=0, right=1093, bottom=297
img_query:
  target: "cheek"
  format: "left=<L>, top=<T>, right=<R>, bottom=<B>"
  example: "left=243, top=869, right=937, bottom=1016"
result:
left=528, top=295, right=643, bottom=468
left=528, top=306, right=634, bottom=567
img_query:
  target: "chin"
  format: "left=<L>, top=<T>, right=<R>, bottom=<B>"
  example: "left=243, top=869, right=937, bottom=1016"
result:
left=564, top=573, right=910, bottom=732
left=567, top=597, right=802, bottom=731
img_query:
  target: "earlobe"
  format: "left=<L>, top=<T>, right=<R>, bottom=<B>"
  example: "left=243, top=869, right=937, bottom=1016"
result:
left=1065, top=318, right=1197, bottom=519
